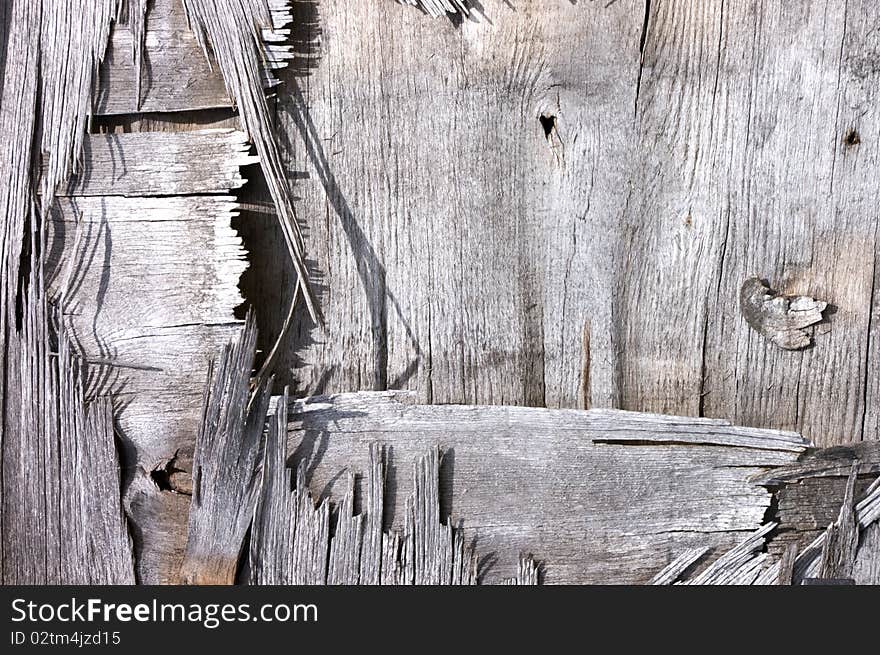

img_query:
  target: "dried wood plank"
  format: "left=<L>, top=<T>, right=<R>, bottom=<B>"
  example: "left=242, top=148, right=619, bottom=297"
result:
left=285, top=390, right=805, bottom=584
left=181, top=318, right=272, bottom=584
left=699, top=0, right=879, bottom=446
left=274, top=0, right=639, bottom=409
left=56, top=129, right=256, bottom=196
left=1, top=0, right=136, bottom=585
left=267, top=0, right=880, bottom=450
left=95, top=0, right=292, bottom=114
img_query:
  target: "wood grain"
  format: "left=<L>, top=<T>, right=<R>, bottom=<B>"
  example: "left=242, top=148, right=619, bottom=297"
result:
left=43, top=129, right=252, bottom=583
left=95, top=0, right=292, bottom=114
left=260, top=0, right=880, bottom=448
left=285, top=390, right=806, bottom=584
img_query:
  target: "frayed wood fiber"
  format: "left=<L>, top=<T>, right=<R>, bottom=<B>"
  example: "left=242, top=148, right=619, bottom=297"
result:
left=97, top=0, right=293, bottom=114
left=0, top=0, right=136, bottom=584
left=43, top=129, right=254, bottom=582
left=180, top=0, right=319, bottom=328
left=284, top=391, right=808, bottom=584
left=653, top=467, right=880, bottom=585
left=180, top=315, right=272, bottom=584
left=249, top=393, right=478, bottom=585
left=397, top=0, right=471, bottom=19
left=1, top=241, right=135, bottom=583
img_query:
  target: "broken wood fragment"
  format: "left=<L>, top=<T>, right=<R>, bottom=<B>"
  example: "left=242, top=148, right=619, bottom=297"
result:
left=740, top=277, right=828, bottom=350
left=181, top=317, right=272, bottom=585
left=650, top=547, right=708, bottom=585
left=817, top=466, right=860, bottom=579
left=252, top=394, right=479, bottom=585
left=286, top=390, right=806, bottom=584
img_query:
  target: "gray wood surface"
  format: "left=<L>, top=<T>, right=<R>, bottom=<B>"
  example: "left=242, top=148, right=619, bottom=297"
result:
left=43, top=129, right=251, bottom=583
left=95, top=0, right=292, bottom=114
left=259, top=0, right=880, bottom=448
left=0, top=0, right=136, bottom=585
left=181, top=318, right=272, bottom=584
left=285, top=390, right=807, bottom=584
left=251, top=391, right=479, bottom=585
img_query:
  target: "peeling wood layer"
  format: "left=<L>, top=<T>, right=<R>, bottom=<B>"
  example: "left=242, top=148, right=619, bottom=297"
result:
left=56, top=129, right=257, bottom=196
left=740, top=278, right=828, bottom=351
left=285, top=390, right=806, bottom=584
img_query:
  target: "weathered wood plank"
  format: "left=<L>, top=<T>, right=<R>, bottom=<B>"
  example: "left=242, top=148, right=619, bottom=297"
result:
left=57, top=129, right=256, bottom=196
left=285, top=390, right=805, bottom=584
left=262, top=0, right=880, bottom=449
left=274, top=0, right=640, bottom=409
left=1, top=0, right=136, bottom=585
left=95, top=0, right=292, bottom=114
left=699, top=0, right=877, bottom=446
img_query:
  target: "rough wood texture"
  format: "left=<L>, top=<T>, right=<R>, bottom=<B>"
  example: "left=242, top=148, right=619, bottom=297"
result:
left=56, top=129, right=257, bottom=196
left=251, top=393, right=479, bottom=585
left=181, top=318, right=272, bottom=584
left=266, top=0, right=880, bottom=448
left=1, top=0, right=136, bottom=585
left=95, top=0, right=292, bottom=114
left=285, top=390, right=807, bottom=584
left=740, top=278, right=828, bottom=350
left=1, top=265, right=136, bottom=584
left=42, top=129, right=252, bottom=583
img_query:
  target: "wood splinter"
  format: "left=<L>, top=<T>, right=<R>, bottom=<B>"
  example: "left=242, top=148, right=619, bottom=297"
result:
left=740, top=277, right=828, bottom=350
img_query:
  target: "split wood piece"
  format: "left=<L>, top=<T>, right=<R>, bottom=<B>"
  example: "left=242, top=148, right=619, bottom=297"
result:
left=181, top=0, right=318, bottom=329
left=817, top=466, right=859, bottom=579
left=771, top=469, right=877, bottom=584
left=1, top=258, right=135, bottom=584
left=43, top=129, right=252, bottom=583
left=680, top=522, right=777, bottom=585
left=285, top=391, right=806, bottom=584
left=95, top=0, right=293, bottom=114
left=1, top=0, right=135, bottom=585
left=740, top=278, right=828, bottom=350
left=650, top=547, right=709, bottom=585
left=180, top=317, right=272, bottom=584
left=501, top=557, right=541, bottom=586
left=659, top=449, right=880, bottom=585
left=681, top=468, right=879, bottom=585
left=251, top=395, right=478, bottom=585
